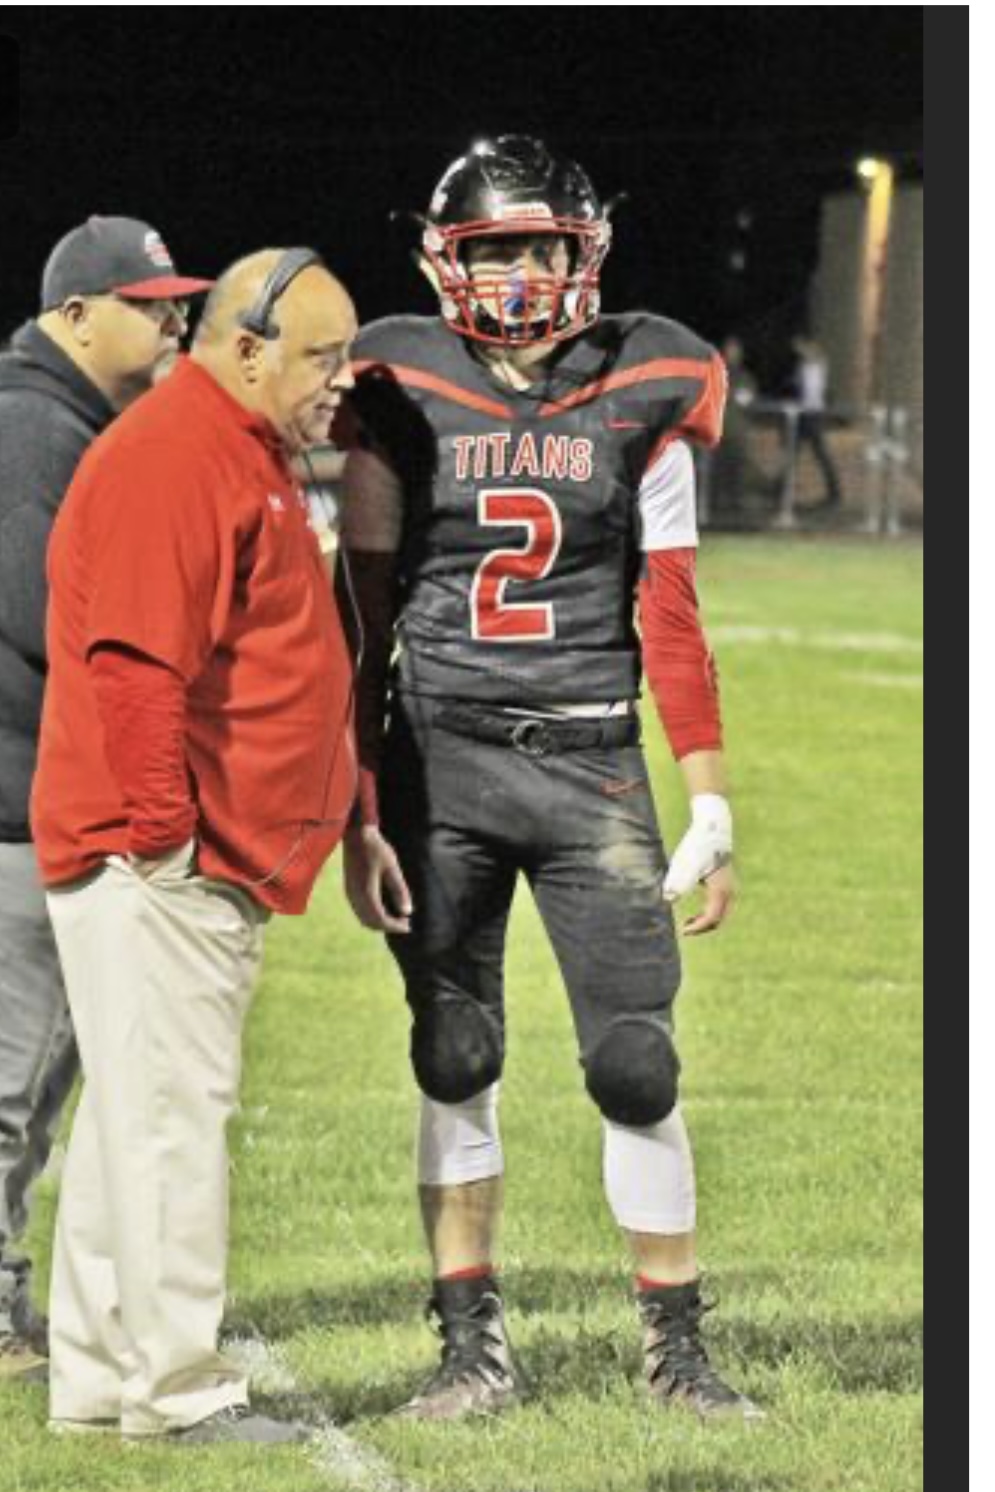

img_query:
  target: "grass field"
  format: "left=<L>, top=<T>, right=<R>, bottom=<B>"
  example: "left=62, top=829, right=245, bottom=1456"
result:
left=0, top=536, right=923, bottom=1492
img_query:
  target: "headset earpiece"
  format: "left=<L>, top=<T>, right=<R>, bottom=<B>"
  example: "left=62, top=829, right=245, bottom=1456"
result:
left=238, top=248, right=324, bottom=340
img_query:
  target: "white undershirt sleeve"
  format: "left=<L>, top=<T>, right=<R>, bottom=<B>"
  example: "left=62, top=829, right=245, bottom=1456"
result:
left=638, top=438, right=699, bottom=551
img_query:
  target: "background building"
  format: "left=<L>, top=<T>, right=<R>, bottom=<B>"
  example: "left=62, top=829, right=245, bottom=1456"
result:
left=812, top=167, right=924, bottom=520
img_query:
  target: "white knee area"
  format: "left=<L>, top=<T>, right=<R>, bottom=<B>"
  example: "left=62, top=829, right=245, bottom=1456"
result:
left=603, top=1105, right=697, bottom=1235
left=417, top=1083, right=504, bottom=1188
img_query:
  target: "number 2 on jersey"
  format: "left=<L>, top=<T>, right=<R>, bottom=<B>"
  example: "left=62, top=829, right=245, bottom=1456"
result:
left=470, top=488, right=563, bottom=642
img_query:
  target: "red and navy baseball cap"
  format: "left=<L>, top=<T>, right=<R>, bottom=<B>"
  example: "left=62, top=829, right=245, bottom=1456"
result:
left=40, top=216, right=214, bottom=311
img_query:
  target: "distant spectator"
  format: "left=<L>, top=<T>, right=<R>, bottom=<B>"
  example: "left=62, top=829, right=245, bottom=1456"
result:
left=791, top=335, right=843, bottom=512
left=709, top=336, right=759, bottom=515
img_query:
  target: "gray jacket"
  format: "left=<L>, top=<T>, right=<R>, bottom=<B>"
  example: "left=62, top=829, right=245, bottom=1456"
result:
left=0, top=322, right=114, bottom=841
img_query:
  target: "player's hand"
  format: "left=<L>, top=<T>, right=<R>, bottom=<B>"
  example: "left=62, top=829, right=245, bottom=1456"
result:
left=677, top=861, right=737, bottom=936
left=344, top=824, right=413, bottom=935
left=663, top=794, right=735, bottom=936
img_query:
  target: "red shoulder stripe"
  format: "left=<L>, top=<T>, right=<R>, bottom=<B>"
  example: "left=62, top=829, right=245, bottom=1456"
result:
left=645, top=351, right=727, bottom=465
left=538, top=357, right=712, bottom=417
left=352, top=360, right=513, bottom=420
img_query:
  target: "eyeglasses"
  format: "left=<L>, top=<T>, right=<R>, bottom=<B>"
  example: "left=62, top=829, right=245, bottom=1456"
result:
left=69, top=293, right=189, bottom=327
left=110, top=294, right=190, bottom=327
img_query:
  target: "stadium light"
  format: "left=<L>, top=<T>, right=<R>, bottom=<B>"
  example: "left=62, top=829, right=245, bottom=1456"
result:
left=857, top=157, right=896, bottom=407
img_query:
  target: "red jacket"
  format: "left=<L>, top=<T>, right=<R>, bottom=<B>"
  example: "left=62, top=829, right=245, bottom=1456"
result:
left=32, top=357, right=355, bottom=914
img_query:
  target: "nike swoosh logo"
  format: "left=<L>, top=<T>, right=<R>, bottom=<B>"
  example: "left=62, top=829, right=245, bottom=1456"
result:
left=600, top=779, right=646, bottom=798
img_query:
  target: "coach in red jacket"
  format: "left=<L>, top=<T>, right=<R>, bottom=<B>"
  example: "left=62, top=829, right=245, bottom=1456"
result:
left=31, top=248, right=357, bottom=1445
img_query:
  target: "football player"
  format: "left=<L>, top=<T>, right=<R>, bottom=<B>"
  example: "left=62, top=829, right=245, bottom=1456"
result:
left=340, top=135, right=762, bottom=1422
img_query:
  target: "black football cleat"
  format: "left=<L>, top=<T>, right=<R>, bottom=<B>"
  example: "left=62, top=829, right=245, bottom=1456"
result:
left=396, top=1276, right=524, bottom=1421
left=638, top=1280, right=765, bottom=1422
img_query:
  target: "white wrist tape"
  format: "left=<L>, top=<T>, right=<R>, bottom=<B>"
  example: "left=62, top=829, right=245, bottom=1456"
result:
left=663, top=794, right=733, bottom=900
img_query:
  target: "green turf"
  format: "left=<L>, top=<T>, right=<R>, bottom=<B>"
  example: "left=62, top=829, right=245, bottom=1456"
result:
left=0, top=536, right=922, bottom=1492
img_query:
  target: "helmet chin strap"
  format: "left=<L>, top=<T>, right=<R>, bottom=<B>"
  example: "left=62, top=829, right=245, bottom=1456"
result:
left=476, top=339, right=554, bottom=390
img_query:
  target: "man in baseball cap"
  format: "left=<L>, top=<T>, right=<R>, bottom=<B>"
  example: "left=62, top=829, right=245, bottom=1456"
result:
left=0, top=217, right=211, bottom=1377
left=41, top=215, right=213, bottom=310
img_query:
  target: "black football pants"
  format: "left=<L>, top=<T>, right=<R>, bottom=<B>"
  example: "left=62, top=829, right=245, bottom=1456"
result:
left=381, top=693, right=681, bottom=1087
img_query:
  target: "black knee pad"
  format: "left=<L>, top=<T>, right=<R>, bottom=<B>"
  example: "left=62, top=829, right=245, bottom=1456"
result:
left=584, top=1018, right=680, bottom=1126
left=411, top=997, right=504, bottom=1104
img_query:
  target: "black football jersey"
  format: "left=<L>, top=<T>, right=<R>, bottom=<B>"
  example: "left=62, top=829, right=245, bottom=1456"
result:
left=349, top=313, right=724, bottom=705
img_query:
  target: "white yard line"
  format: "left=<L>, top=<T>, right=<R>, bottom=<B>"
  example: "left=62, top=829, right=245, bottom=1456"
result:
left=709, top=624, right=922, bottom=655
left=225, top=1335, right=300, bottom=1395
left=312, top=1424, right=418, bottom=1492
left=226, top=1336, right=418, bottom=1492
left=844, top=672, right=924, bottom=690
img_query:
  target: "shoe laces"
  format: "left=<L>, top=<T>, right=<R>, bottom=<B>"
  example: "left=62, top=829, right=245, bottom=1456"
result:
left=642, top=1290, right=726, bottom=1391
left=426, top=1291, right=508, bottom=1387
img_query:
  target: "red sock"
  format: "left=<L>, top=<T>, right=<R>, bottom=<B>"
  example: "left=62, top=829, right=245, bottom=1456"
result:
left=636, top=1274, right=694, bottom=1294
left=439, top=1264, right=496, bottom=1284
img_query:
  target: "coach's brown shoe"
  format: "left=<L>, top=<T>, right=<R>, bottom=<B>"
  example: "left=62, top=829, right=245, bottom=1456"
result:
left=396, top=1277, right=524, bottom=1421
left=0, top=1287, right=49, bottom=1379
left=0, top=1332, right=48, bottom=1379
left=639, top=1281, right=765, bottom=1422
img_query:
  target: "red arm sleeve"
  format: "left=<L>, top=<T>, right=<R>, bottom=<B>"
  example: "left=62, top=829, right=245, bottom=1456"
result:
left=89, top=644, right=198, bottom=858
left=638, top=548, right=723, bottom=761
left=338, top=550, right=398, bottom=828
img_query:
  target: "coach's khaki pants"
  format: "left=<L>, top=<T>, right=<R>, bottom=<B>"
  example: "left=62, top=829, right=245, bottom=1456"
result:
left=45, top=845, right=266, bottom=1436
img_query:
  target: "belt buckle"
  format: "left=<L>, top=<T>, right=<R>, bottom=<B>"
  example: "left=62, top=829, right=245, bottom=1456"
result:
left=510, top=719, right=550, bottom=758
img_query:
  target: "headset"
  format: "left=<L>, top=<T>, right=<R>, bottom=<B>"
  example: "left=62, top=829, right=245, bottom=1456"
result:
left=238, top=247, right=324, bottom=340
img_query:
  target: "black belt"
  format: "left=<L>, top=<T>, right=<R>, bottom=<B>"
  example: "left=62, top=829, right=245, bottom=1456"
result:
left=433, top=704, right=641, bottom=758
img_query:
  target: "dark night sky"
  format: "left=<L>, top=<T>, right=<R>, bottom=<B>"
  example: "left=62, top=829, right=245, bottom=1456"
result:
left=1, top=10, right=922, bottom=384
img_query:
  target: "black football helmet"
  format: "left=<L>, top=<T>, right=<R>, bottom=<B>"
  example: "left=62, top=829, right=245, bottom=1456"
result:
left=421, top=135, right=612, bottom=348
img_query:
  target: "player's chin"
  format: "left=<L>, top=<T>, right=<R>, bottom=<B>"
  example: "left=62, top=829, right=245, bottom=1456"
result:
left=506, top=321, right=556, bottom=351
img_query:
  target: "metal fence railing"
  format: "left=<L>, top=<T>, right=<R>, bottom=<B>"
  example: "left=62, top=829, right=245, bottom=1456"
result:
left=697, top=401, right=923, bottom=535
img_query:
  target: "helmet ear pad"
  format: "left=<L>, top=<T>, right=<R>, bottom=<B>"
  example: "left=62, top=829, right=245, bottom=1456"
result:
left=416, top=250, right=443, bottom=297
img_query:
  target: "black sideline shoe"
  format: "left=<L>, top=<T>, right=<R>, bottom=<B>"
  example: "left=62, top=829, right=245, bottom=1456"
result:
left=129, top=1404, right=314, bottom=1445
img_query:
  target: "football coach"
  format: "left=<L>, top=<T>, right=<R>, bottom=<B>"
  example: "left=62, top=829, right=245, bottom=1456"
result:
left=31, top=249, right=358, bottom=1445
